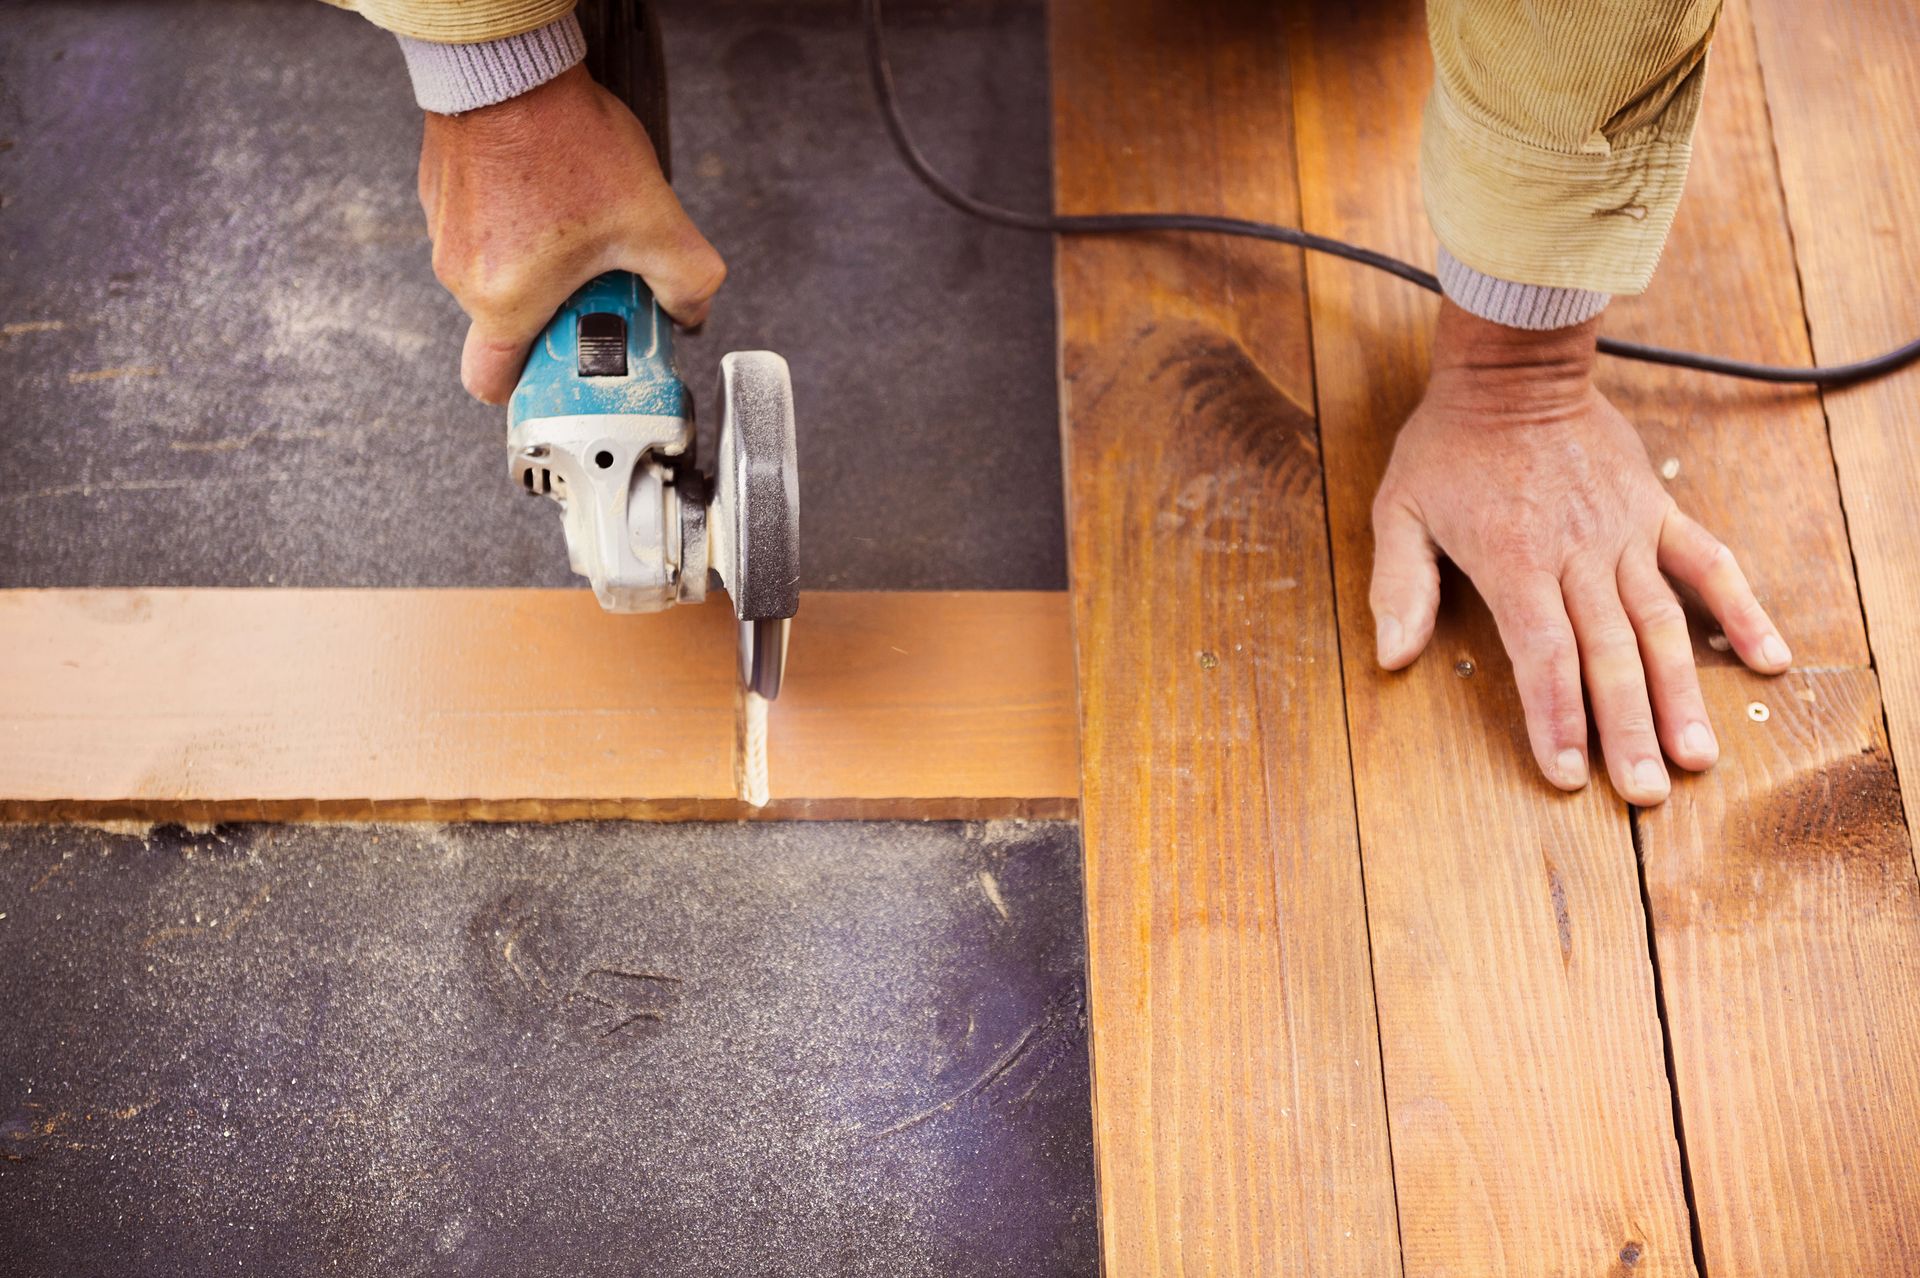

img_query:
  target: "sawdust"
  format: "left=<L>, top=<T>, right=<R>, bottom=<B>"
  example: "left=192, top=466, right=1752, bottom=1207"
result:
left=2, top=474, right=291, bottom=506
left=65, top=365, right=164, bottom=384
left=167, top=427, right=337, bottom=454
left=978, top=869, right=1010, bottom=920
left=735, top=688, right=772, bottom=806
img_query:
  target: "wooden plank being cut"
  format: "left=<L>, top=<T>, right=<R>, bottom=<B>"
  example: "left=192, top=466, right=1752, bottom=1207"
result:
left=0, top=589, right=1077, bottom=821
left=1640, top=667, right=1920, bottom=1274
left=1051, top=0, right=1399, bottom=1271
left=1286, top=2, right=1695, bottom=1272
left=1747, top=0, right=1920, bottom=841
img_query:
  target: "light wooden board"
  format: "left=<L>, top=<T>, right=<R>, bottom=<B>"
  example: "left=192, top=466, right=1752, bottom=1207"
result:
left=1640, top=666, right=1920, bottom=1274
left=0, top=589, right=1077, bottom=821
left=1747, top=0, right=1920, bottom=845
left=1286, top=1, right=1697, bottom=1272
left=1051, top=0, right=1400, bottom=1271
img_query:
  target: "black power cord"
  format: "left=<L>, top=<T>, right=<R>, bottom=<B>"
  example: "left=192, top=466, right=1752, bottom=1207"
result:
left=862, top=0, right=1920, bottom=388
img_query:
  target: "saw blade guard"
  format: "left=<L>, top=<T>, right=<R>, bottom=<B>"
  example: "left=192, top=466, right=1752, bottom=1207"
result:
left=712, top=351, right=800, bottom=697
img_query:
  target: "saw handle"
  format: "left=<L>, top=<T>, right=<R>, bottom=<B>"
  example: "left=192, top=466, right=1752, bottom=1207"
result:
left=509, top=1, right=679, bottom=428
left=506, top=272, right=689, bottom=431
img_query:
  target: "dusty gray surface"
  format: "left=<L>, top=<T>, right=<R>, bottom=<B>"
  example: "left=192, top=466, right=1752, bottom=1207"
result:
left=0, top=820, right=1096, bottom=1275
left=0, top=3, right=1094, bottom=1273
left=0, top=0, right=1063, bottom=590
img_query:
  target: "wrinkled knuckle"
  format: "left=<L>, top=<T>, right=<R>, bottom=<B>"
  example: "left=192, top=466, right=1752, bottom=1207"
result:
left=1526, top=677, right=1581, bottom=729
left=1735, top=596, right=1774, bottom=630
left=461, top=266, right=535, bottom=326
left=429, top=242, right=465, bottom=292
left=1616, top=703, right=1659, bottom=734
left=667, top=252, right=727, bottom=314
left=1523, top=625, right=1575, bottom=669
left=1587, top=620, right=1640, bottom=655
left=1636, top=594, right=1688, bottom=632
left=461, top=271, right=517, bottom=317
left=694, top=249, right=728, bottom=300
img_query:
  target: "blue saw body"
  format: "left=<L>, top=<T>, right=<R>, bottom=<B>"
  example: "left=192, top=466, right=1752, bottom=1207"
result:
left=507, top=271, right=690, bottom=427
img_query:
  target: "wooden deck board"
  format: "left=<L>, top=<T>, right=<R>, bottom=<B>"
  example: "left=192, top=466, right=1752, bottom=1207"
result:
left=1625, top=3, right=1920, bottom=1270
left=1641, top=667, right=1920, bottom=1273
left=0, top=589, right=1078, bottom=821
left=1051, top=0, right=1400, bottom=1270
left=1287, top=1, right=1698, bottom=1272
left=1747, top=0, right=1920, bottom=844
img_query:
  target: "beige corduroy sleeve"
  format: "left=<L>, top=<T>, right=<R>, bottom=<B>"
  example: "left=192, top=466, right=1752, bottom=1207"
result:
left=316, top=0, right=573, bottom=44
left=1423, top=0, right=1722, bottom=295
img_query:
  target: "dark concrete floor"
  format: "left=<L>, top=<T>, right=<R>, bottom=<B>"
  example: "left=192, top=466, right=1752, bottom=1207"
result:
left=0, top=822, right=1096, bottom=1276
left=0, top=0, right=1064, bottom=590
left=0, top=2, right=1093, bottom=1272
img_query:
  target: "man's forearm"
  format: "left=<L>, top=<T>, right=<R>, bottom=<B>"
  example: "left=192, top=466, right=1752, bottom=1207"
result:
left=1422, top=0, right=1723, bottom=306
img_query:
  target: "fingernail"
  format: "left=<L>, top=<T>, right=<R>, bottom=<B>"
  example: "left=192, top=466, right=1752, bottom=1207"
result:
left=1376, top=615, right=1403, bottom=662
left=1633, top=759, right=1670, bottom=798
left=1760, top=635, right=1792, bottom=669
left=1556, top=749, right=1589, bottom=788
left=1682, top=721, right=1717, bottom=760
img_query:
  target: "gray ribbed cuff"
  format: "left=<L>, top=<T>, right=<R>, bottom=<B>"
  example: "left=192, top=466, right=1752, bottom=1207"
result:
left=1435, top=245, right=1610, bottom=331
left=397, top=14, right=586, bottom=115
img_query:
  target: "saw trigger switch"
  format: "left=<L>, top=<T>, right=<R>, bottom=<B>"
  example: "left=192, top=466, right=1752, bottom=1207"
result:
left=576, top=312, right=628, bottom=378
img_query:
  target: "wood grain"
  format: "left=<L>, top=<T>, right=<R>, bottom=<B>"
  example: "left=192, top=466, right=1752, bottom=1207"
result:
left=0, top=589, right=1077, bottom=821
left=1051, top=0, right=1400, bottom=1271
left=1626, top=6, right=1920, bottom=1269
left=1641, top=667, right=1920, bottom=1274
left=1286, top=1, right=1696, bottom=1272
left=1747, top=0, right=1920, bottom=847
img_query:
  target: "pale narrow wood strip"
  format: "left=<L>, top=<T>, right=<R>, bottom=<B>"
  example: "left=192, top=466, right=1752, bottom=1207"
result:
left=1051, top=0, right=1401, bottom=1271
left=0, top=589, right=1077, bottom=821
left=1641, top=667, right=1920, bottom=1273
left=1286, top=1, right=1696, bottom=1272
